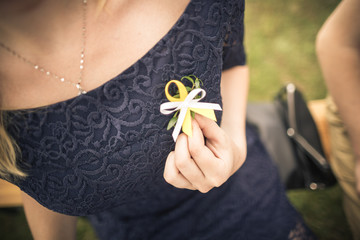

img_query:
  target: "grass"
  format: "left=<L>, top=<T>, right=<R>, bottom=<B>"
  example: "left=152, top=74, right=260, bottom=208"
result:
left=246, top=0, right=340, bottom=101
left=0, top=208, right=31, bottom=240
left=287, top=186, right=353, bottom=240
left=0, top=0, right=352, bottom=239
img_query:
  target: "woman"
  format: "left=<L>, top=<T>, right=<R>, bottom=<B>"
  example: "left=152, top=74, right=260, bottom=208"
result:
left=0, top=0, right=314, bottom=239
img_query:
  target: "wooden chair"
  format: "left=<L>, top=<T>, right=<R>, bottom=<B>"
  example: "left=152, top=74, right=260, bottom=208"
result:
left=308, top=99, right=331, bottom=161
left=0, top=179, right=22, bottom=207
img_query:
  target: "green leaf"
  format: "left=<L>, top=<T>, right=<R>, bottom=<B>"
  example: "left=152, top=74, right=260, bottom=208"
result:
left=188, top=74, right=198, bottom=80
left=191, top=111, right=195, bottom=119
left=198, top=77, right=204, bottom=86
left=194, top=94, right=201, bottom=99
left=195, top=79, right=200, bottom=89
left=181, top=76, right=195, bottom=87
left=167, top=116, right=178, bottom=130
left=185, top=86, right=192, bottom=92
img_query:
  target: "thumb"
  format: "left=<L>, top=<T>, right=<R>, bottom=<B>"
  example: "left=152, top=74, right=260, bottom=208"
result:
left=194, top=114, right=224, bottom=143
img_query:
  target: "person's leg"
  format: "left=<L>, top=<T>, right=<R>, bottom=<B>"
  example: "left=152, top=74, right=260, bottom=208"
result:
left=326, top=96, right=360, bottom=240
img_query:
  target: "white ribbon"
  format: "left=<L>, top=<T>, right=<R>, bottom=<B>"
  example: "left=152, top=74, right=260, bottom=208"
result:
left=160, top=88, right=222, bottom=141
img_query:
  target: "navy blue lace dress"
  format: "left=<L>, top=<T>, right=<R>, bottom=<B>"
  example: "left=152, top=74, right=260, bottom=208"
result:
left=4, top=0, right=315, bottom=239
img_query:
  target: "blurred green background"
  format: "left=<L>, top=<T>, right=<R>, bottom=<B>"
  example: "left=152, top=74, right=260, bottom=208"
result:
left=246, top=0, right=337, bottom=101
left=0, top=0, right=352, bottom=239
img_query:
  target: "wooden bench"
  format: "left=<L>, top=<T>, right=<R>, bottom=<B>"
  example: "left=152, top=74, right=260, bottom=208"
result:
left=0, top=99, right=331, bottom=208
left=308, top=99, right=331, bottom=160
left=0, top=178, right=22, bottom=207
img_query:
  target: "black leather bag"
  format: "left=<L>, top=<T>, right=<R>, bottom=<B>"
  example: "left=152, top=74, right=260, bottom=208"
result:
left=247, top=83, right=337, bottom=190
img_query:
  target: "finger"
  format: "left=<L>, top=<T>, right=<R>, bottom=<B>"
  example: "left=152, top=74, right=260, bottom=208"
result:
left=188, top=119, right=216, bottom=165
left=194, top=114, right=226, bottom=145
left=188, top=119, right=228, bottom=188
left=174, top=134, right=213, bottom=193
left=163, top=151, right=196, bottom=190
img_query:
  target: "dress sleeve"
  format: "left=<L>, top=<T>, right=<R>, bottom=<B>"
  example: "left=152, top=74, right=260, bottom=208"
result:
left=222, top=0, right=246, bottom=70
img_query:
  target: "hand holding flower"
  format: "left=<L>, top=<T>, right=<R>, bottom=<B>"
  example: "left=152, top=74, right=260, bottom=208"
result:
left=163, top=114, right=246, bottom=193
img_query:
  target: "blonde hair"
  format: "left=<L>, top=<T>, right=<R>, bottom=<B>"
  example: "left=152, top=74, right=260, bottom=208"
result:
left=0, top=111, right=26, bottom=180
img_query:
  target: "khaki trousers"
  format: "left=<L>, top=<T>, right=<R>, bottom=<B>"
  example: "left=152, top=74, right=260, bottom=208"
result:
left=326, top=96, right=360, bottom=240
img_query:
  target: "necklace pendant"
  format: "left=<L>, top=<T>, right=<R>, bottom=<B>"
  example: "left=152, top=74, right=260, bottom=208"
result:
left=78, top=89, right=87, bottom=95
left=76, top=83, right=87, bottom=95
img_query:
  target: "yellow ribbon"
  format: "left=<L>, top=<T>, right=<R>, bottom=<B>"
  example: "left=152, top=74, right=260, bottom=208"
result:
left=160, top=80, right=222, bottom=141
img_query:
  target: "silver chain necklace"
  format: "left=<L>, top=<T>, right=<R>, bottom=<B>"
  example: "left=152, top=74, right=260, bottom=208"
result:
left=0, top=0, right=88, bottom=95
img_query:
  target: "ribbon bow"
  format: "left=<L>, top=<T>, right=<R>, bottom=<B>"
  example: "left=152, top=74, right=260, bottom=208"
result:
left=160, top=80, right=222, bottom=142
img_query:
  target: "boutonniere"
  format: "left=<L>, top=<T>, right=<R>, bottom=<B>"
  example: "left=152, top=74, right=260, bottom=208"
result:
left=160, top=75, right=222, bottom=142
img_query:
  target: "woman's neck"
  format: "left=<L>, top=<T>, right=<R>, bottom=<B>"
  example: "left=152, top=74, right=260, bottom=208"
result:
left=0, top=0, right=87, bottom=54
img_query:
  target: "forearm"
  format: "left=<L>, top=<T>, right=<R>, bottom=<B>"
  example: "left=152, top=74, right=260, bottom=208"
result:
left=316, top=0, right=360, bottom=163
left=319, top=47, right=360, bottom=162
left=22, top=192, right=78, bottom=240
left=220, top=65, right=249, bottom=148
